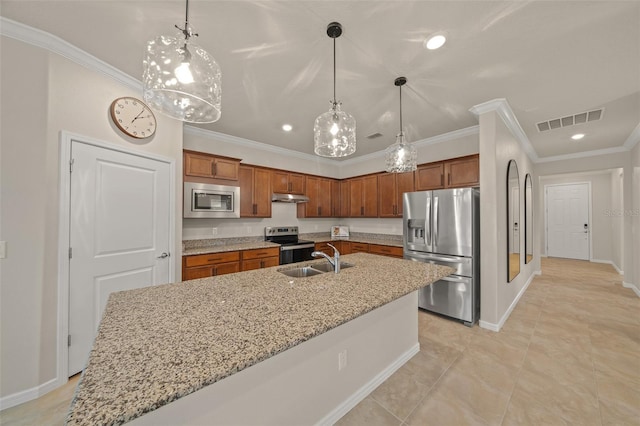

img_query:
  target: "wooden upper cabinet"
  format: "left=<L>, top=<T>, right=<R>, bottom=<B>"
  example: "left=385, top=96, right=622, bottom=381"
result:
left=415, top=162, right=444, bottom=191
left=299, top=176, right=334, bottom=218
left=184, top=151, right=240, bottom=181
left=378, top=172, right=414, bottom=218
left=349, top=175, right=378, bottom=217
left=272, top=171, right=305, bottom=194
left=445, top=155, right=479, bottom=188
left=239, top=165, right=271, bottom=217
left=331, top=179, right=341, bottom=217
left=339, top=180, right=350, bottom=217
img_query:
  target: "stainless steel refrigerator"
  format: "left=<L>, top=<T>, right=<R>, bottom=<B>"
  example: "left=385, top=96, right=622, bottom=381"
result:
left=403, top=188, right=480, bottom=326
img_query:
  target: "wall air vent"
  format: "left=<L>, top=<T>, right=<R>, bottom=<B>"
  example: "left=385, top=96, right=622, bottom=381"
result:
left=366, top=132, right=383, bottom=139
left=536, top=108, right=604, bottom=132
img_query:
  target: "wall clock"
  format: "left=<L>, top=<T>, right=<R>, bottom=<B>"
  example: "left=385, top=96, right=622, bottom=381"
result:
left=109, top=97, right=157, bottom=139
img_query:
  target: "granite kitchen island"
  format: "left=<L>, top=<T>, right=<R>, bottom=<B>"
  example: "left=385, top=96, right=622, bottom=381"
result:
left=66, top=253, right=452, bottom=426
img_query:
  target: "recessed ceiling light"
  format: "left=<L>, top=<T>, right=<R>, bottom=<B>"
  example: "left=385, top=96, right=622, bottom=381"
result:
left=424, top=34, right=446, bottom=50
left=282, top=124, right=292, bottom=132
left=571, top=133, right=585, bottom=140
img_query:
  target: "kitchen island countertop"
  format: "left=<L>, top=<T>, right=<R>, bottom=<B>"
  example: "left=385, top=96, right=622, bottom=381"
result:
left=66, top=253, right=452, bottom=426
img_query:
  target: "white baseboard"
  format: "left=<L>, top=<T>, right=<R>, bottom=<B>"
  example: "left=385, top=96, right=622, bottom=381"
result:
left=0, top=377, right=63, bottom=411
left=591, top=259, right=624, bottom=275
left=479, top=272, right=536, bottom=333
left=318, top=343, right=420, bottom=425
left=623, top=282, right=640, bottom=297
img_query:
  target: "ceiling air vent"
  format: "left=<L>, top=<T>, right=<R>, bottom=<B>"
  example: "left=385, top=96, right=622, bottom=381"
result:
left=536, top=108, right=604, bottom=132
left=367, top=132, right=383, bottom=139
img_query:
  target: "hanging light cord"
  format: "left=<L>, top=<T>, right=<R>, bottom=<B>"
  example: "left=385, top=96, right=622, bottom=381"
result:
left=176, top=0, right=198, bottom=40
left=399, top=83, right=403, bottom=136
left=332, top=37, right=337, bottom=106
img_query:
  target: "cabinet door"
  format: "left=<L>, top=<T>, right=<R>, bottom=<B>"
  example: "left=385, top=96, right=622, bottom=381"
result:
left=350, top=242, right=369, bottom=253
left=183, top=266, right=214, bottom=280
left=272, top=171, right=290, bottom=193
left=331, top=179, right=341, bottom=217
left=238, top=165, right=255, bottom=217
left=318, top=178, right=333, bottom=217
left=184, top=152, right=215, bottom=178
left=362, top=175, right=378, bottom=217
left=415, top=163, right=444, bottom=191
left=304, top=176, right=321, bottom=217
left=378, top=173, right=396, bottom=218
left=349, top=178, right=364, bottom=217
left=289, top=173, right=306, bottom=194
left=445, top=155, right=479, bottom=188
left=253, top=168, right=272, bottom=217
left=213, top=158, right=239, bottom=180
left=214, top=262, right=240, bottom=276
left=339, top=180, right=350, bottom=217
left=396, top=171, right=415, bottom=217
left=369, top=244, right=403, bottom=258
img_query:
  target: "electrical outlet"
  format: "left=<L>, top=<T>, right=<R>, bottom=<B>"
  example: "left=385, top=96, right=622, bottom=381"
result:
left=338, top=349, right=348, bottom=371
left=212, top=227, right=218, bottom=236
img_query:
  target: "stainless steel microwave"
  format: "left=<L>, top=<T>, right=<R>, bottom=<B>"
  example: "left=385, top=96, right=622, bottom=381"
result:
left=184, top=182, right=240, bottom=218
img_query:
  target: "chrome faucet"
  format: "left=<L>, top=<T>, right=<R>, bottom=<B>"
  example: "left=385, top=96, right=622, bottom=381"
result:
left=312, top=243, right=341, bottom=273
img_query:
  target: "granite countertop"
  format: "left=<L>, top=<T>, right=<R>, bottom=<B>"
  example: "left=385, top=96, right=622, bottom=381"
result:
left=306, top=235, right=403, bottom=248
left=66, top=253, right=453, bottom=426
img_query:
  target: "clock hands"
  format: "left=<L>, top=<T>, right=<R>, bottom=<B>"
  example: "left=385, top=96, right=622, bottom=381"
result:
left=131, top=108, right=147, bottom=123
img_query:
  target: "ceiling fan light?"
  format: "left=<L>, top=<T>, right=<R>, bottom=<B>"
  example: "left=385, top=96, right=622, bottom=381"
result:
left=425, top=34, right=446, bottom=50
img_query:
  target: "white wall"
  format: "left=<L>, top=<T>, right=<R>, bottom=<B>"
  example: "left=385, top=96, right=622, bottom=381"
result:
left=183, top=127, right=478, bottom=239
left=631, top=143, right=640, bottom=292
left=477, top=108, right=538, bottom=329
left=539, top=172, right=616, bottom=264
left=0, top=36, right=183, bottom=401
left=611, top=169, right=625, bottom=272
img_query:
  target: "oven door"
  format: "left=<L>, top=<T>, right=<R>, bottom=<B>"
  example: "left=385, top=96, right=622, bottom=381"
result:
left=280, top=243, right=315, bottom=264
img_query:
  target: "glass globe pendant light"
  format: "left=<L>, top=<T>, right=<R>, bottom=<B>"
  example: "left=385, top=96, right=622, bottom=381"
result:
left=143, top=0, right=221, bottom=123
left=385, top=77, right=417, bottom=173
left=314, top=22, right=356, bottom=158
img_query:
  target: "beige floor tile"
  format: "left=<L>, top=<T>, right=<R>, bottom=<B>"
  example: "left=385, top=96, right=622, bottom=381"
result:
left=370, top=364, right=434, bottom=421
left=335, top=396, right=402, bottom=426
left=521, top=346, right=597, bottom=389
left=592, top=345, right=640, bottom=386
left=466, top=333, right=528, bottom=370
left=448, top=351, right=519, bottom=395
left=417, top=335, right=462, bottom=368
left=405, top=388, right=492, bottom=426
left=402, top=350, right=447, bottom=386
left=598, top=397, right=640, bottom=426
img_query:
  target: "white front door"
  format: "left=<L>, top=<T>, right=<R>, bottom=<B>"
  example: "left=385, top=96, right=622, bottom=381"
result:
left=546, top=183, right=590, bottom=260
left=68, top=141, right=171, bottom=375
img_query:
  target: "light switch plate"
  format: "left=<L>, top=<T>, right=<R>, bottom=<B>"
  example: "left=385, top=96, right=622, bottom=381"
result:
left=0, top=241, right=6, bottom=259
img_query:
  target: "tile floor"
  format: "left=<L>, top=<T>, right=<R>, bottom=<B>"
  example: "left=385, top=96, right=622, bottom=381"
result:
left=1, top=257, right=638, bottom=425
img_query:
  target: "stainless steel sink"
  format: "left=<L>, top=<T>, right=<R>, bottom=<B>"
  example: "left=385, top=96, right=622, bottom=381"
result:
left=309, top=262, right=355, bottom=273
left=278, top=266, right=324, bottom=278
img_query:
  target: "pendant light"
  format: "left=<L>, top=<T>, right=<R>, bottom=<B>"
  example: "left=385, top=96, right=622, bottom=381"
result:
left=314, top=22, right=356, bottom=158
left=385, top=77, right=417, bottom=173
left=142, top=0, right=221, bottom=123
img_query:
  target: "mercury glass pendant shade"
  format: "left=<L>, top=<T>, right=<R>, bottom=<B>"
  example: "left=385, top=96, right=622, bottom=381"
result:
left=385, top=132, right=417, bottom=173
left=143, top=28, right=221, bottom=123
left=314, top=103, right=357, bottom=157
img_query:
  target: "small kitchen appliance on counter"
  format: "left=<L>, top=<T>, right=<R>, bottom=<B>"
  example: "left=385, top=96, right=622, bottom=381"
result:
left=265, top=226, right=315, bottom=265
left=403, top=188, right=480, bottom=326
left=331, top=225, right=350, bottom=239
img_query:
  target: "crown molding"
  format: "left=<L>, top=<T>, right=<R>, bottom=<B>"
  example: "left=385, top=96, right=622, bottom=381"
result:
left=183, top=125, right=338, bottom=166
left=535, top=146, right=629, bottom=164
left=623, top=123, right=640, bottom=150
left=469, top=98, right=539, bottom=162
left=0, top=16, right=141, bottom=92
left=338, top=125, right=480, bottom=167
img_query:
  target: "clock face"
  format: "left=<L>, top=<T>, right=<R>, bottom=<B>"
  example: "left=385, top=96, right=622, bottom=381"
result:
left=110, top=97, right=157, bottom=139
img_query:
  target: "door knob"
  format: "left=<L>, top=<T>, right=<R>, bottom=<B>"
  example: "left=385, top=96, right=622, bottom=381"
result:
left=157, top=252, right=170, bottom=259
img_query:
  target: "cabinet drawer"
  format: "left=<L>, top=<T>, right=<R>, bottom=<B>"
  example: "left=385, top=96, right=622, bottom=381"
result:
left=242, top=247, right=280, bottom=260
left=242, top=256, right=279, bottom=271
left=184, top=251, right=240, bottom=267
left=183, top=266, right=214, bottom=280
left=350, top=242, right=369, bottom=253
left=369, top=244, right=403, bottom=258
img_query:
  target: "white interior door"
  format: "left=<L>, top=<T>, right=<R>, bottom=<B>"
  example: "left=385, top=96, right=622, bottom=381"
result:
left=68, top=141, right=171, bottom=375
left=511, top=187, right=520, bottom=254
left=546, top=183, right=590, bottom=260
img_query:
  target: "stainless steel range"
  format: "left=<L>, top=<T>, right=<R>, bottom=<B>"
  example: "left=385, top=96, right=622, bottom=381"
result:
left=265, top=226, right=315, bottom=265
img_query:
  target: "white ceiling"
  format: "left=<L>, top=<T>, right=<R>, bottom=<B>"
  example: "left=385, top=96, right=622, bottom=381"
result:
left=2, top=1, right=639, bottom=160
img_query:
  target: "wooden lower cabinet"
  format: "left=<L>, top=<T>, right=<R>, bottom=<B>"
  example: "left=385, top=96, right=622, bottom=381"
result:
left=241, top=247, right=280, bottom=271
left=368, top=244, right=403, bottom=258
left=182, top=251, right=241, bottom=280
left=348, top=242, right=369, bottom=253
left=314, top=241, right=345, bottom=256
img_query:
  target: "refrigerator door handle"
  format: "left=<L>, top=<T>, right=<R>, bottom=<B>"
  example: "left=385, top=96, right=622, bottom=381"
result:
left=439, top=275, right=469, bottom=284
left=426, top=196, right=431, bottom=249
left=433, top=196, right=439, bottom=247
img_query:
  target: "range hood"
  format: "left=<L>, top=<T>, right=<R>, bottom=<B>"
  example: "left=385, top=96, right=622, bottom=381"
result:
left=272, top=193, right=310, bottom=203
